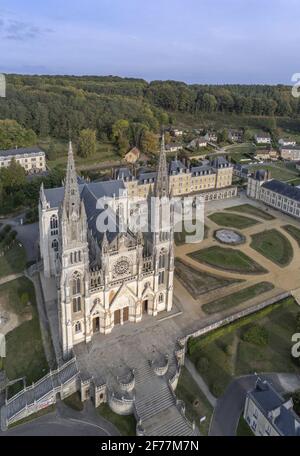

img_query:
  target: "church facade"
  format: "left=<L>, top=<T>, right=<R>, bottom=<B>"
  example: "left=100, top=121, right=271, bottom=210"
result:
left=39, top=139, right=174, bottom=358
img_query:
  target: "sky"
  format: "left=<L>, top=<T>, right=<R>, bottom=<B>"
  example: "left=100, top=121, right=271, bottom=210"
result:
left=0, top=0, right=299, bottom=84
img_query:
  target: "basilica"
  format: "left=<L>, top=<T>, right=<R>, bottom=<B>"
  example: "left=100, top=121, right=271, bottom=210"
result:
left=39, top=139, right=174, bottom=358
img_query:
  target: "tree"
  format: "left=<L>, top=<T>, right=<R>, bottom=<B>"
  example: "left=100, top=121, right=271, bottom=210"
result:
left=112, top=119, right=130, bottom=156
left=217, top=128, right=228, bottom=144
left=140, top=130, right=158, bottom=153
left=0, top=119, right=37, bottom=149
left=0, top=158, right=26, bottom=190
left=202, top=93, right=218, bottom=112
left=78, top=129, right=96, bottom=158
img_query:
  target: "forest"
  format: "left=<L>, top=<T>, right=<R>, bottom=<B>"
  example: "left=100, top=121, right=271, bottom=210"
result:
left=0, top=74, right=299, bottom=145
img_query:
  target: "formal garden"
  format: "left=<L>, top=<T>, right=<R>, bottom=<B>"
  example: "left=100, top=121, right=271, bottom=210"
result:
left=188, top=297, right=300, bottom=397
left=250, top=229, right=293, bottom=267
left=225, top=203, right=275, bottom=221
left=188, top=246, right=267, bottom=274
left=208, top=212, right=259, bottom=229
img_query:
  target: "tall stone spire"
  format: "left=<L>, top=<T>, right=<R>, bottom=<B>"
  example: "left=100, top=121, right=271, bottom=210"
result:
left=154, top=132, right=169, bottom=198
left=62, top=141, right=81, bottom=218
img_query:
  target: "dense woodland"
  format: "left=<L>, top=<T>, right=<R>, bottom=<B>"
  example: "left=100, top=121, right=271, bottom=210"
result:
left=0, top=75, right=300, bottom=146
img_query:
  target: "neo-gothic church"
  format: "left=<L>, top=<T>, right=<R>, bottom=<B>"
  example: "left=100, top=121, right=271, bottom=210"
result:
left=39, top=138, right=174, bottom=358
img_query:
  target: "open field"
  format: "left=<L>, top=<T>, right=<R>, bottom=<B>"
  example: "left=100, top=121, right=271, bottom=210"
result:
left=176, top=367, right=213, bottom=435
left=208, top=212, right=259, bottom=229
left=250, top=229, right=293, bottom=267
left=175, top=258, right=243, bottom=299
left=202, top=282, right=274, bottom=315
left=97, top=404, right=136, bottom=436
left=248, top=163, right=299, bottom=182
left=225, top=203, right=275, bottom=221
left=39, top=138, right=119, bottom=170
left=283, top=224, right=300, bottom=247
left=1, top=278, right=48, bottom=386
left=188, top=246, right=267, bottom=274
left=188, top=297, right=300, bottom=397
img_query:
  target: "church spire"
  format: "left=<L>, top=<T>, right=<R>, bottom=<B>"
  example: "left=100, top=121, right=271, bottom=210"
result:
left=154, top=132, right=169, bottom=198
left=62, top=141, right=81, bottom=218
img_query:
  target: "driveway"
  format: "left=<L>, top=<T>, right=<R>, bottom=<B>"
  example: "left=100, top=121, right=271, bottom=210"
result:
left=209, top=373, right=300, bottom=436
left=0, top=214, right=39, bottom=262
left=0, top=400, right=120, bottom=437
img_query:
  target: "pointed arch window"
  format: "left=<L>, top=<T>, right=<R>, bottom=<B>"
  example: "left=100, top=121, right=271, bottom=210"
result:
left=159, top=293, right=164, bottom=303
left=75, top=321, right=81, bottom=333
left=52, top=239, right=58, bottom=252
left=159, top=249, right=167, bottom=269
left=73, top=297, right=81, bottom=313
left=50, top=214, right=58, bottom=235
left=72, top=272, right=81, bottom=295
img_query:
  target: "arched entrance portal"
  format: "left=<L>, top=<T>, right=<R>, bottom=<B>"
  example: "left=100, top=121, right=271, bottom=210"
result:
left=142, top=299, right=148, bottom=314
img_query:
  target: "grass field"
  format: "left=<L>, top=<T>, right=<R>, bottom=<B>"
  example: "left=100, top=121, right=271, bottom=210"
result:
left=283, top=224, right=300, bottom=247
left=248, top=163, right=299, bottom=182
left=97, top=404, right=136, bottom=436
left=1, top=278, right=48, bottom=386
left=176, top=367, right=213, bottom=435
left=39, top=138, right=119, bottom=170
left=250, top=229, right=293, bottom=267
left=0, top=243, right=27, bottom=278
left=208, top=212, right=259, bottom=229
left=202, top=282, right=274, bottom=315
left=225, top=204, right=275, bottom=221
left=189, top=246, right=267, bottom=274
left=175, top=258, right=243, bottom=299
left=174, top=221, right=208, bottom=246
left=188, top=297, right=300, bottom=397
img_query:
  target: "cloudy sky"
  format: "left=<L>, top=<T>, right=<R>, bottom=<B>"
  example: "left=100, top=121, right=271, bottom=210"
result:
left=0, top=0, right=299, bottom=83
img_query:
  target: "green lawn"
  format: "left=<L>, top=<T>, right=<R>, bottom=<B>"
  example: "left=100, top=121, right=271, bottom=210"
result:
left=189, top=246, right=267, bottom=274
left=249, top=164, right=299, bottom=182
left=174, top=221, right=208, bottom=246
left=176, top=367, right=213, bottom=435
left=175, top=258, right=243, bottom=299
left=282, top=224, right=300, bottom=247
left=250, top=229, right=293, bottom=267
left=1, top=278, right=48, bottom=386
left=97, top=404, right=136, bottom=436
left=40, top=138, right=119, bottom=170
left=0, top=243, right=27, bottom=278
left=208, top=212, right=259, bottom=229
left=225, top=204, right=275, bottom=221
left=188, top=297, right=300, bottom=397
left=202, top=282, right=274, bottom=315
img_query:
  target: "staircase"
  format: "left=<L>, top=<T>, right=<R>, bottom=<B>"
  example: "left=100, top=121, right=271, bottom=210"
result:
left=133, top=359, right=198, bottom=436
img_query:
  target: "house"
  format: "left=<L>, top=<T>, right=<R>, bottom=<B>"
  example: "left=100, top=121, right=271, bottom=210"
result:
left=228, top=129, right=243, bottom=143
left=244, top=378, right=300, bottom=436
left=204, top=131, right=218, bottom=142
left=170, top=128, right=183, bottom=137
left=165, top=143, right=183, bottom=153
left=279, top=138, right=296, bottom=147
left=188, top=137, right=207, bottom=149
left=124, top=147, right=140, bottom=164
left=0, top=146, right=46, bottom=174
left=254, top=149, right=278, bottom=162
left=280, top=145, right=300, bottom=161
left=255, top=133, right=272, bottom=144
left=234, top=164, right=249, bottom=179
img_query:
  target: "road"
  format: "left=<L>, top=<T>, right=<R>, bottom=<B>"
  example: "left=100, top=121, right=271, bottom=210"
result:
left=0, top=400, right=120, bottom=437
left=209, top=373, right=300, bottom=436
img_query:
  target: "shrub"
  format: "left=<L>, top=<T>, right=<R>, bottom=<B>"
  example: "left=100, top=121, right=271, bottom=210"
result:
left=212, top=380, right=223, bottom=397
left=242, top=324, right=269, bottom=346
left=3, top=224, right=11, bottom=234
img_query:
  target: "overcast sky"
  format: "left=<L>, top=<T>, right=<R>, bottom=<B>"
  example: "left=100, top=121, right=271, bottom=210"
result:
left=0, top=0, right=299, bottom=84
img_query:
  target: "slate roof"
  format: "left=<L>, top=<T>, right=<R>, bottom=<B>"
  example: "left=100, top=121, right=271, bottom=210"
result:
left=211, top=156, right=230, bottom=168
left=169, top=159, right=186, bottom=174
left=138, top=172, right=156, bottom=184
left=44, top=180, right=126, bottom=209
left=262, top=179, right=300, bottom=202
left=248, top=379, right=300, bottom=436
left=190, top=164, right=213, bottom=176
left=0, top=146, right=45, bottom=157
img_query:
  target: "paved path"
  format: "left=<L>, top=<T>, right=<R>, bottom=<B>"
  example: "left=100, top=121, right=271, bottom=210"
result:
left=0, top=273, right=23, bottom=286
left=209, top=373, right=300, bottom=436
left=185, top=358, right=217, bottom=407
left=1, top=400, right=120, bottom=437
